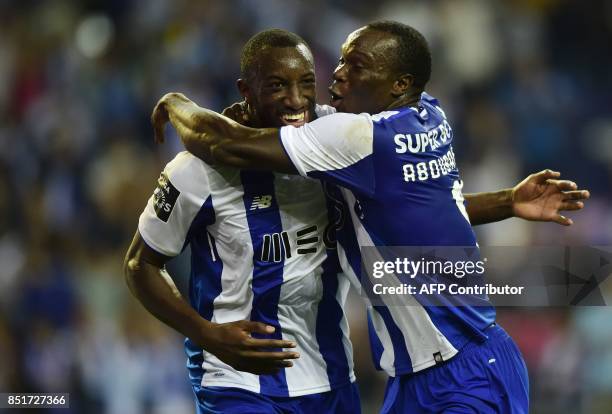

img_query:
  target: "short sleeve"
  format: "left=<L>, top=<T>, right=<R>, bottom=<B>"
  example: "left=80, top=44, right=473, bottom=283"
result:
left=279, top=112, right=375, bottom=197
left=138, top=151, right=213, bottom=256
left=314, top=104, right=337, bottom=117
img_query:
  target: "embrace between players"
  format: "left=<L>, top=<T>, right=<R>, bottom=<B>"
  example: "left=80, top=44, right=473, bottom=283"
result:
left=125, top=21, right=590, bottom=414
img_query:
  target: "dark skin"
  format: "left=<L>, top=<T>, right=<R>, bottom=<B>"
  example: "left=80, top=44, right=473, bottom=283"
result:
left=152, top=29, right=589, bottom=225
left=238, top=44, right=317, bottom=129
left=329, top=27, right=421, bottom=114
left=124, top=233, right=299, bottom=375
left=124, top=46, right=328, bottom=376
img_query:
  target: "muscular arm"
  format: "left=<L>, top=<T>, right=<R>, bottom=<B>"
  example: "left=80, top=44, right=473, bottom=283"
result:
left=465, top=170, right=589, bottom=226
left=124, top=231, right=209, bottom=341
left=464, top=190, right=513, bottom=225
left=152, top=93, right=294, bottom=172
left=153, top=94, right=589, bottom=227
left=124, top=230, right=298, bottom=374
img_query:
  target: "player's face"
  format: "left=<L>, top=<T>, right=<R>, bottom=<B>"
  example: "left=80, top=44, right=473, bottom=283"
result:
left=247, top=45, right=316, bottom=128
left=329, top=28, right=399, bottom=114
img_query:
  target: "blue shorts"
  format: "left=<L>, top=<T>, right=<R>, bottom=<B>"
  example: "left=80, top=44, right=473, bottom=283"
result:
left=381, top=324, right=529, bottom=414
left=193, top=382, right=361, bottom=414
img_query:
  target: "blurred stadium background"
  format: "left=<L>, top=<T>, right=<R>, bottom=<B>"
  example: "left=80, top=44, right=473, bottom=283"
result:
left=0, top=0, right=611, bottom=413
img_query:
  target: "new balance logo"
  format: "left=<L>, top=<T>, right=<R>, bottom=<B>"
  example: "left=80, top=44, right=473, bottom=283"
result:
left=250, top=195, right=273, bottom=210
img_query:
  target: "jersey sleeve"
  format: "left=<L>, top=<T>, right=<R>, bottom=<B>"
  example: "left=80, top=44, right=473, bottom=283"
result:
left=314, top=104, right=337, bottom=117
left=138, top=151, right=213, bottom=257
left=279, top=112, right=375, bottom=197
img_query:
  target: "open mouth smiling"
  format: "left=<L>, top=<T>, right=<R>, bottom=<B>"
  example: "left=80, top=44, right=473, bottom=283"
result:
left=280, top=111, right=308, bottom=126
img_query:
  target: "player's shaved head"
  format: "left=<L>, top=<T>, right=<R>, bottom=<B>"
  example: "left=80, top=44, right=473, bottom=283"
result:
left=240, top=29, right=312, bottom=82
left=365, top=21, right=431, bottom=89
left=329, top=20, right=432, bottom=114
left=237, top=29, right=316, bottom=129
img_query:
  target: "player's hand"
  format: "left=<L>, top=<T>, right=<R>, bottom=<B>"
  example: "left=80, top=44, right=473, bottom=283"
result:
left=151, top=92, right=190, bottom=144
left=511, top=169, right=590, bottom=226
left=202, top=320, right=299, bottom=375
left=221, top=101, right=250, bottom=125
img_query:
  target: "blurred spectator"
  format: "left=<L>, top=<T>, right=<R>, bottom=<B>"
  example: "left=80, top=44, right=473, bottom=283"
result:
left=0, top=1, right=610, bottom=412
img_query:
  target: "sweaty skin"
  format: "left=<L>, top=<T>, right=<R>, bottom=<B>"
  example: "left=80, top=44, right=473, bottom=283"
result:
left=240, top=44, right=317, bottom=129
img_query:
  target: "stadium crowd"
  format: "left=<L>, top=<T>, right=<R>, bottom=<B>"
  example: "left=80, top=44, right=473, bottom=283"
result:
left=0, top=1, right=610, bottom=413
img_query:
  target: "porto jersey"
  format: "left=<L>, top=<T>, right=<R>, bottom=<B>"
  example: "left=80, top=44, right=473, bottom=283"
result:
left=280, top=93, right=496, bottom=377
left=138, top=106, right=355, bottom=396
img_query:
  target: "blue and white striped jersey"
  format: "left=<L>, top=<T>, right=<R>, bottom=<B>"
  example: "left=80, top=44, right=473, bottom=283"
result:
left=280, top=93, right=496, bottom=377
left=138, top=106, right=355, bottom=397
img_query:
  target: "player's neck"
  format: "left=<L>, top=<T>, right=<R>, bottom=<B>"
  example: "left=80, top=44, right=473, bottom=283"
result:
left=247, top=111, right=264, bottom=128
left=387, top=90, right=422, bottom=111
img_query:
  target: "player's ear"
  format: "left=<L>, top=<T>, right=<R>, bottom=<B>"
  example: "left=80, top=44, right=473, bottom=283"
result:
left=237, top=78, right=258, bottom=121
left=237, top=78, right=252, bottom=102
left=391, top=73, right=414, bottom=98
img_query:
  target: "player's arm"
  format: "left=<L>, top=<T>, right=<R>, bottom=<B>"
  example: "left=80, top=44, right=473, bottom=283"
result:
left=152, top=93, right=295, bottom=172
left=465, top=170, right=590, bottom=226
left=124, top=231, right=299, bottom=375
left=153, top=92, right=376, bottom=196
left=127, top=154, right=299, bottom=374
